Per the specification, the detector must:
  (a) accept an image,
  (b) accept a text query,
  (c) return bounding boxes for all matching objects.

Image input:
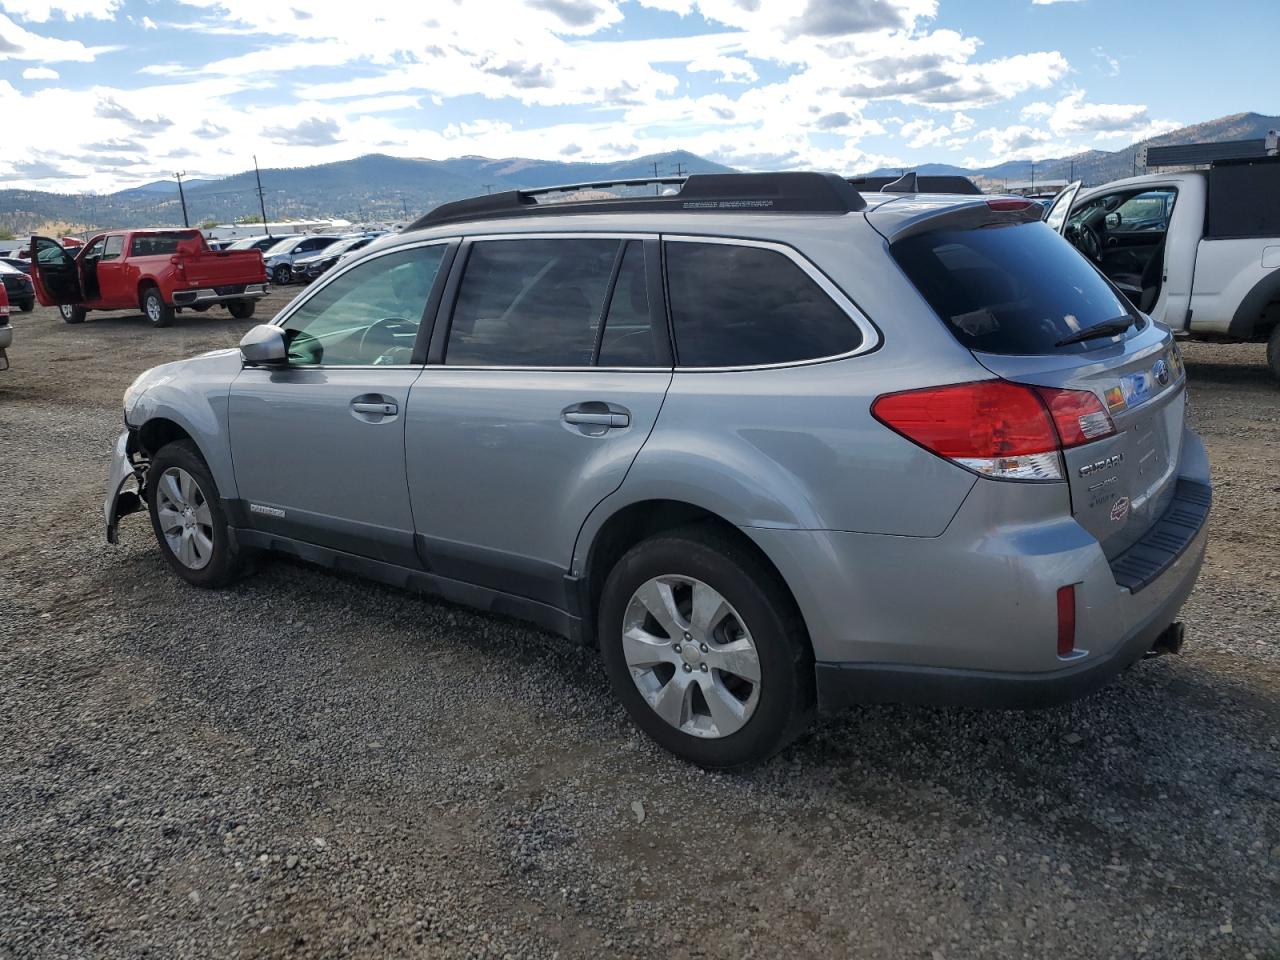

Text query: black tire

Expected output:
[1267,323,1280,385]
[145,440,250,589]
[598,525,815,769]
[59,303,87,324]
[142,286,174,328]
[272,264,292,285]
[228,299,256,320]
[17,298,34,313]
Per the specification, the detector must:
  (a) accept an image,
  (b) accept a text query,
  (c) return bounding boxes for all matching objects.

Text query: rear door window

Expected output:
[891,221,1137,355]
[445,238,620,367]
[598,241,658,366]
[665,240,861,367]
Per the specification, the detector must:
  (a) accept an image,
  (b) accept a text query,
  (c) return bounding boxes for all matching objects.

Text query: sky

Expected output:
[0,0,1275,193]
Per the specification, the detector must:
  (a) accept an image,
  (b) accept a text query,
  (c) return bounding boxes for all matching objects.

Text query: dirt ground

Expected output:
[1,291,1278,959]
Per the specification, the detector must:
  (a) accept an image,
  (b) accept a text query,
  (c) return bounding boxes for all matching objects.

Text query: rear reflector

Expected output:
[1057,584,1076,657]
[871,380,1116,482]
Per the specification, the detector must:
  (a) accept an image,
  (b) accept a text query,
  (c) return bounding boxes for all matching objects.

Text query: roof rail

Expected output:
[1142,132,1280,169]
[409,171,866,230]
[846,172,983,196]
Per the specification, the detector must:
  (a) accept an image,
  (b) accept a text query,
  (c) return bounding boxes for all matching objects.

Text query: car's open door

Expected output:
[1043,180,1081,234]
[29,235,84,307]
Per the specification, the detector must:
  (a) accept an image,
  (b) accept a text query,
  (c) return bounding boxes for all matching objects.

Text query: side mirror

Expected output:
[239,324,286,365]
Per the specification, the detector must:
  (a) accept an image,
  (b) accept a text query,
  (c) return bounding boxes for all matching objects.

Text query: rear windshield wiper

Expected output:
[1055,316,1134,347]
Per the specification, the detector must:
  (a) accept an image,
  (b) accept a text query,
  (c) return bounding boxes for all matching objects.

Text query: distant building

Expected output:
[202,219,354,241]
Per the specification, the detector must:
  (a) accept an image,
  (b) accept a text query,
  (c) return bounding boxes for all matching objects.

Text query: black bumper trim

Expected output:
[1109,479,1211,593]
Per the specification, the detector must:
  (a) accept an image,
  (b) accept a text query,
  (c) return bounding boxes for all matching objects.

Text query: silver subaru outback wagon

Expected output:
[105,172,1211,768]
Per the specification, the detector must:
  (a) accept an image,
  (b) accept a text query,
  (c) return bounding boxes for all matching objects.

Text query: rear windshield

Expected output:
[891,221,1136,355]
[130,231,201,256]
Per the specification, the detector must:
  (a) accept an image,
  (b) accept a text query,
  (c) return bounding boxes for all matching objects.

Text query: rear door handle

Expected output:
[564,411,629,428]
[352,401,397,416]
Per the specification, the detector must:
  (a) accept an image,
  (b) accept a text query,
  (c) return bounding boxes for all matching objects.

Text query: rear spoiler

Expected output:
[847,173,984,196]
[866,196,1044,243]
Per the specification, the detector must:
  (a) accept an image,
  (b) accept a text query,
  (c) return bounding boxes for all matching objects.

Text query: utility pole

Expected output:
[1132,148,1138,177]
[401,196,408,219]
[652,160,661,195]
[175,171,189,227]
[1070,158,1075,182]
[483,184,494,195]
[1030,160,1036,193]
[254,155,270,236]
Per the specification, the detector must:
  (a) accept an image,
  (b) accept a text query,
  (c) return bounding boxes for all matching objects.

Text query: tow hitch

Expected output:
[1145,621,1185,658]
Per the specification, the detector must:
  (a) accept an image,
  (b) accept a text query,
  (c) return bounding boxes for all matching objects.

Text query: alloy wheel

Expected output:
[621,575,761,739]
[145,296,161,324]
[155,467,214,570]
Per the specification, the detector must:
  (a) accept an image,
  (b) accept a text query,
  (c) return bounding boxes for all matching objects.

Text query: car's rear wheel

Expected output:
[598,526,814,769]
[228,300,256,320]
[145,440,250,588]
[272,264,292,285]
[59,303,86,324]
[142,287,174,328]
[17,298,34,313]
[1267,322,1280,384]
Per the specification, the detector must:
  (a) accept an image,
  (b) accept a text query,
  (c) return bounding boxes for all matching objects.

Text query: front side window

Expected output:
[665,241,861,367]
[102,235,125,260]
[281,245,446,366]
[1109,189,1176,231]
[445,238,619,366]
[83,237,106,260]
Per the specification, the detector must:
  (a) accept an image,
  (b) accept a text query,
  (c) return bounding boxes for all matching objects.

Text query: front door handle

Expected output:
[564,411,629,428]
[352,400,397,416]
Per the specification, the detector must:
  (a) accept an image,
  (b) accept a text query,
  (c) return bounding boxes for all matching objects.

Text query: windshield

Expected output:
[891,221,1138,355]
[264,237,305,256]
[226,236,266,250]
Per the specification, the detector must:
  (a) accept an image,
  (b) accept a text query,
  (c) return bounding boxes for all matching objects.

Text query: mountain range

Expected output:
[0,113,1275,235]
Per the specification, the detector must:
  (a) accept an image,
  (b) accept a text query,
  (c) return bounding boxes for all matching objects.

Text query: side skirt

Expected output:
[233,528,584,643]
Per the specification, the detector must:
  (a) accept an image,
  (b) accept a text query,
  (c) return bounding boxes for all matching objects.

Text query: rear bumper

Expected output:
[745,425,1212,711]
[0,323,12,350]
[172,283,268,306]
[814,519,1207,710]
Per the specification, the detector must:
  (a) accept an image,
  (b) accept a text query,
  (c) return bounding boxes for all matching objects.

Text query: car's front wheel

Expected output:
[59,303,86,324]
[145,440,250,588]
[599,526,814,769]
[272,264,292,285]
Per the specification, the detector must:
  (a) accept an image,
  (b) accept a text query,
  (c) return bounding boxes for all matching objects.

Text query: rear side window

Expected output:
[1206,162,1280,238]
[446,238,619,366]
[891,221,1134,355]
[598,241,657,366]
[665,241,860,367]
[129,231,199,256]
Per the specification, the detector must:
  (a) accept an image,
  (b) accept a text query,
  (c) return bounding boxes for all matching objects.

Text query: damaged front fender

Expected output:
[105,430,147,544]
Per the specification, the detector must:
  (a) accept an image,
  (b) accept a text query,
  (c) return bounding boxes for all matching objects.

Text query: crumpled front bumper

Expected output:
[104,430,146,544]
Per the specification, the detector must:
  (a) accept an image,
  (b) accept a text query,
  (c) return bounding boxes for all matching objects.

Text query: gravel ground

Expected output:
[1,293,1278,959]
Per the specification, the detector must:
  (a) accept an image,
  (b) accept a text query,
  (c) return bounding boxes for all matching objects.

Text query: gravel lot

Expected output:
[1,291,1278,959]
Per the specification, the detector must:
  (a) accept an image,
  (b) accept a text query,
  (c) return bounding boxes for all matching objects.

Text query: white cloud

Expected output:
[0,12,114,61]
[0,0,122,22]
[21,65,59,79]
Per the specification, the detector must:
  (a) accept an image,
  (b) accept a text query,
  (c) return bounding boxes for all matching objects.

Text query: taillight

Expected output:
[986,198,1036,212]
[871,380,1114,482]
[1033,386,1116,448]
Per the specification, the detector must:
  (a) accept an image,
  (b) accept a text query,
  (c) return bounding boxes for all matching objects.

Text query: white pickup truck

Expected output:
[1046,155,1280,382]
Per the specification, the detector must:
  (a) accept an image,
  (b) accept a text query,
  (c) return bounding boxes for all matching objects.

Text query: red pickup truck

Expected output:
[30,229,269,328]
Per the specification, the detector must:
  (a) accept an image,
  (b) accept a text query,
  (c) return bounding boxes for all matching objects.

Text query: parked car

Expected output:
[104,172,1210,769]
[0,283,10,371]
[0,259,35,311]
[293,234,381,283]
[223,235,280,253]
[261,234,342,284]
[30,229,269,327]
[1046,156,1280,381]
[2,257,31,274]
